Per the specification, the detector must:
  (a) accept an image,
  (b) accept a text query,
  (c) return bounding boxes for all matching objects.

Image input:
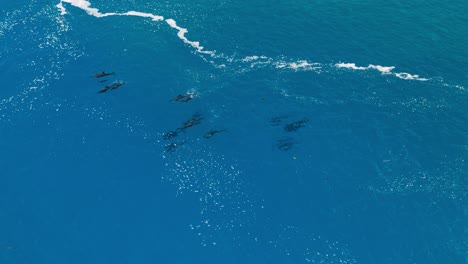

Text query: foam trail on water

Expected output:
[336,62,430,81]
[58,0,107,18]
[395,72,430,81]
[368,64,395,74]
[120,11,164,21]
[58,0,215,55]
[57,0,461,88]
[165,19,215,56]
[274,60,322,71]
[58,0,164,20]
[335,63,368,71]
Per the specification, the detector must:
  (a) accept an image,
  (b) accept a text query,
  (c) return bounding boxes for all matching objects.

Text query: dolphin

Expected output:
[275,137,296,151]
[163,131,178,140]
[92,71,115,78]
[98,85,112,93]
[203,129,225,139]
[284,118,309,132]
[170,92,198,102]
[170,94,187,101]
[177,113,203,131]
[110,81,126,90]
[270,115,288,126]
[164,142,184,152]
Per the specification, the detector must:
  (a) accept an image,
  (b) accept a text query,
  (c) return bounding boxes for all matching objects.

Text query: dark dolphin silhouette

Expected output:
[164,142,184,153]
[270,115,289,126]
[92,71,115,78]
[170,94,186,101]
[98,85,112,93]
[275,137,296,151]
[170,93,198,102]
[177,113,203,131]
[110,81,126,90]
[203,129,225,139]
[163,131,178,140]
[284,118,309,132]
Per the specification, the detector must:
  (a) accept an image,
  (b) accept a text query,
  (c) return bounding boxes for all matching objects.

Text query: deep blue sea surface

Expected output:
[1,0,467,263]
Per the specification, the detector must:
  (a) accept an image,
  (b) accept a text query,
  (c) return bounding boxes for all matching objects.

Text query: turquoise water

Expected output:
[0,0,467,263]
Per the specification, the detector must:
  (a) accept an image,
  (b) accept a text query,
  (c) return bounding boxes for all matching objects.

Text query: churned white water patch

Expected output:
[368,64,395,74]
[395,72,429,81]
[336,63,395,74]
[165,19,214,55]
[335,63,368,71]
[336,62,430,82]
[275,60,322,71]
[56,2,67,15]
[58,0,218,57]
[120,11,163,21]
[241,55,260,62]
[59,0,106,18]
[241,55,269,62]
[56,0,465,89]
[58,0,158,19]
[238,55,322,72]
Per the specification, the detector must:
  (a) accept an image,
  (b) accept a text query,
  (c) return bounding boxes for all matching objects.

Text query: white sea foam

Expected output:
[58,0,216,57]
[59,0,106,18]
[56,2,67,15]
[336,62,430,81]
[240,55,269,62]
[336,63,395,74]
[241,55,260,62]
[165,19,214,55]
[59,0,164,20]
[368,64,395,74]
[335,63,368,71]
[57,0,444,85]
[120,11,163,21]
[395,72,429,81]
[238,55,322,72]
[275,60,322,71]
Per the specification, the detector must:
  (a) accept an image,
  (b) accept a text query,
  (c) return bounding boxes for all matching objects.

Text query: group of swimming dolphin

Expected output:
[170,93,198,103]
[92,71,127,93]
[163,94,226,153]
[90,72,307,152]
[271,116,309,151]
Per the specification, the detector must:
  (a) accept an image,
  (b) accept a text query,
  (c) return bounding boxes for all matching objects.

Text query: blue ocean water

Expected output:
[1,0,467,263]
